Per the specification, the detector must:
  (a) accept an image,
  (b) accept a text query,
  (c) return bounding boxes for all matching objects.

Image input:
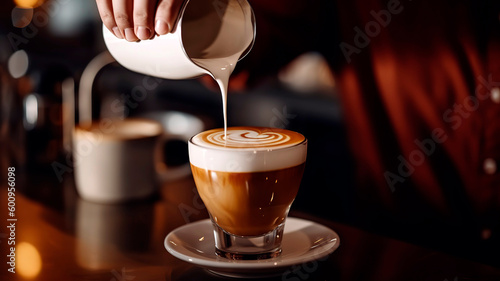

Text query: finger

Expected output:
[112,0,138,42]
[96,0,123,39]
[155,0,183,35]
[133,0,156,40]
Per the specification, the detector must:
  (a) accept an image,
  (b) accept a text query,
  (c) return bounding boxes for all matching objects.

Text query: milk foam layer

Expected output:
[189,127,307,172]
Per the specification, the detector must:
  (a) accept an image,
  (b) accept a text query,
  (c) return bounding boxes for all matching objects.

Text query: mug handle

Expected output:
[156,134,193,182]
[142,111,206,182]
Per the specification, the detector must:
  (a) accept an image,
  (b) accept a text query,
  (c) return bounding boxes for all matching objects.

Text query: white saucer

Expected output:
[165,217,340,278]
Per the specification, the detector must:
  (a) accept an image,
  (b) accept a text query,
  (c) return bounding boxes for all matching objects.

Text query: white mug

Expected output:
[102,0,255,80]
[73,118,169,202]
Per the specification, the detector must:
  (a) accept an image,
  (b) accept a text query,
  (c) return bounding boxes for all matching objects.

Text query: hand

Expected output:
[95,0,184,42]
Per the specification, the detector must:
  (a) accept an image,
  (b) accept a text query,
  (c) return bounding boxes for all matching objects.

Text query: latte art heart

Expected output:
[192,127,305,150]
[206,129,291,148]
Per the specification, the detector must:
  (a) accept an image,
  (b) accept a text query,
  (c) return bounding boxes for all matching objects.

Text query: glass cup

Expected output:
[188,127,307,260]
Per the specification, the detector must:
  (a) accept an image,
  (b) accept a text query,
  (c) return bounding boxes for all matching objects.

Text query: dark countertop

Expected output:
[1,171,499,281]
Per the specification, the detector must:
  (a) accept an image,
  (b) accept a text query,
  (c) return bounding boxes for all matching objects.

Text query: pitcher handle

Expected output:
[78,51,116,129]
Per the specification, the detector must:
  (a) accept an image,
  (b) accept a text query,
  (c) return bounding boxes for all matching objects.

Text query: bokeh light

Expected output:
[8,50,29,78]
[14,0,44,9]
[11,7,34,28]
[17,242,42,279]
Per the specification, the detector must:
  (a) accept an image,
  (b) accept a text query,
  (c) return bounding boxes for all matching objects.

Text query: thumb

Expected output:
[154,0,184,35]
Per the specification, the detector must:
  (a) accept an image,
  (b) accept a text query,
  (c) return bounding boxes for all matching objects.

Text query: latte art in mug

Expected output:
[189,127,307,172]
[193,127,305,149]
[189,127,307,238]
